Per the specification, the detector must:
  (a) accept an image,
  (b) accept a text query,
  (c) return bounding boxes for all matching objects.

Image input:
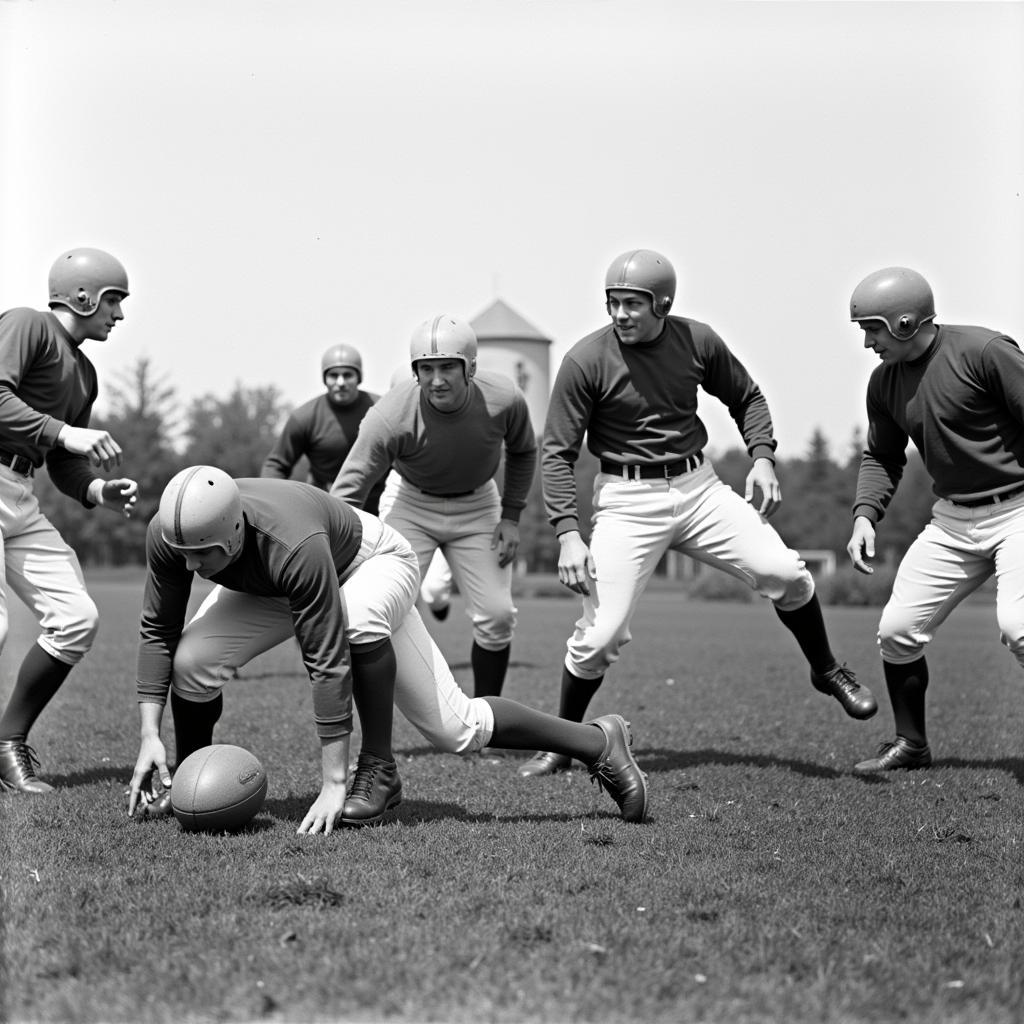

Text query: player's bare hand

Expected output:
[491,519,520,568]
[745,458,782,517]
[297,782,347,836]
[847,516,876,575]
[58,425,123,470]
[127,736,171,818]
[557,531,595,596]
[101,478,139,518]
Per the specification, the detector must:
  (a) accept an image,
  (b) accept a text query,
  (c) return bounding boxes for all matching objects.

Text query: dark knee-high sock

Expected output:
[171,690,223,766]
[350,639,397,761]
[774,595,837,674]
[485,697,604,763]
[471,642,510,699]
[882,657,929,747]
[0,644,73,741]
[557,665,604,723]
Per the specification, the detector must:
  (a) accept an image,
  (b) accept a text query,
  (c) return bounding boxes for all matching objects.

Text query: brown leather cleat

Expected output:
[854,737,932,773]
[811,663,878,720]
[0,740,54,794]
[585,714,649,823]
[342,753,402,826]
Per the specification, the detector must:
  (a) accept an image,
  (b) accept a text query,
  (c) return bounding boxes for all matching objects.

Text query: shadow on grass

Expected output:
[632,749,1024,786]
[845,754,1024,786]
[263,793,606,826]
[390,744,844,780]
[48,763,135,787]
[938,755,1024,783]
[633,746,846,779]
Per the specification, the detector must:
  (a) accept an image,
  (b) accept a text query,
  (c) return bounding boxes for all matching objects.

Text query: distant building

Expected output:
[471,299,552,433]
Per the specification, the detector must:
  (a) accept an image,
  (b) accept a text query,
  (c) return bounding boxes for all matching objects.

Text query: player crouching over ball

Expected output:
[127,467,648,832]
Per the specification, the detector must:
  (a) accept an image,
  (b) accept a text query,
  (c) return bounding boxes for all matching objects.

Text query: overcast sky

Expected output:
[2,0,1021,459]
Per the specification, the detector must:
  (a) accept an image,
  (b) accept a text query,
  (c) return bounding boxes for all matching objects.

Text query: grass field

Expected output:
[1,575,1022,1024]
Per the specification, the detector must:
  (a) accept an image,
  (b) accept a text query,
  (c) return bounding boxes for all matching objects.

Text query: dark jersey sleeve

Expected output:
[136,520,196,704]
[276,533,354,739]
[262,410,309,480]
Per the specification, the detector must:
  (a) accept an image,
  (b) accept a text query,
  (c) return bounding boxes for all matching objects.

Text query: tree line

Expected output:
[37,358,935,571]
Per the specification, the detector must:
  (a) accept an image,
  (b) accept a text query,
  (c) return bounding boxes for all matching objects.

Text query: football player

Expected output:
[847,267,1024,771]
[261,342,385,512]
[126,467,648,832]
[521,248,874,777]
[332,315,536,704]
[0,249,139,794]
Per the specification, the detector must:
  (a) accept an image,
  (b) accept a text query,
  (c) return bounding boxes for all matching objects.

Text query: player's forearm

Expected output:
[137,700,164,739]
[319,735,350,787]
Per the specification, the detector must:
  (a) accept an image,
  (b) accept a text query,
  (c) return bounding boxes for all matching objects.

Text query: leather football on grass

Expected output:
[170,744,267,832]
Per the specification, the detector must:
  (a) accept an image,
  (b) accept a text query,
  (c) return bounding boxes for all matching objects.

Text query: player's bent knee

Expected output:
[426,696,493,755]
[877,627,926,663]
[48,596,101,660]
[170,643,231,697]
[877,603,930,662]
[566,641,622,678]
[770,569,815,611]
[473,608,516,643]
[996,611,1024,666]
[473,624,515,649]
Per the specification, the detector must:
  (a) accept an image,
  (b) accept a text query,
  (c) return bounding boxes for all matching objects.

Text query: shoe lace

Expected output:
[587,759,620,802]
[829,664,858,694]
[348,761,380,802]
[11,742,41,778]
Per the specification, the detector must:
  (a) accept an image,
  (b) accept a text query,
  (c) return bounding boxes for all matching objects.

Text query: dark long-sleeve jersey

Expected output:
[261,391,376,486]
[0,307,103,505]
[854,325,1024,522]
[542,316,777,534]
[136,479,363,739]
[331,371,537,522]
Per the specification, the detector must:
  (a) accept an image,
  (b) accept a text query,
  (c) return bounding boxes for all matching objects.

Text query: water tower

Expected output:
[470,299,552,433]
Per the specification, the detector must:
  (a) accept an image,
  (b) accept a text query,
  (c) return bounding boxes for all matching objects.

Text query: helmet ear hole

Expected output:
[850,267,935,340]
[47,248,130,316]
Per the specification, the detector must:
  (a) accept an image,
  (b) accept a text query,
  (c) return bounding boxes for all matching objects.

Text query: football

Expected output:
[170,744,268,832]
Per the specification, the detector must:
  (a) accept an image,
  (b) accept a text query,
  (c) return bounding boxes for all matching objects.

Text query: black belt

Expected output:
[0,450,34,476]
[420,487,476,499]
[600,452,704,481]
[951,483,1024,508]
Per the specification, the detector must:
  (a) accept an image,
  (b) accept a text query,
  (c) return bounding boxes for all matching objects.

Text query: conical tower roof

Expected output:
[471,299,550,343]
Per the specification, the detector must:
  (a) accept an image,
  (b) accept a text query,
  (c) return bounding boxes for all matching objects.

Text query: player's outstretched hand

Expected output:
[745,458,782,518]
[127,735,172,818]
[101,478,139,518]
[58,425,124,470]
[297,781,347,836]
[492,518,520,568]
[847,516,876,575]
[557,530,595,596]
